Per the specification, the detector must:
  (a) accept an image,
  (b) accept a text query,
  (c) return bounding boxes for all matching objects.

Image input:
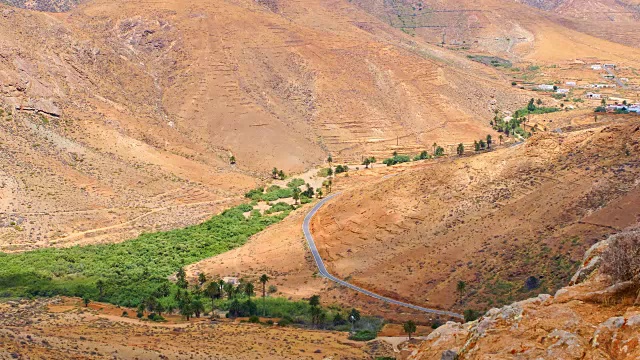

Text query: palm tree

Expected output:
[499,134,504,144]
[176,267,188,289]
[309,295,321,327]
[457,143,464,156]
[292,188,301,205]
[245,282,255,298]
[327,155,333,167]
[404,320,417,340]
[223,282,235,300]
[432,142,437,154]
[205,281,221,311]
[198,273,207,286]
[486,135,492,149]
[260,274,269,315]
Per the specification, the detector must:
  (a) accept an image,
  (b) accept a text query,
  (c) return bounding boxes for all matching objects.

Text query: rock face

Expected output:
[405,229,640,360]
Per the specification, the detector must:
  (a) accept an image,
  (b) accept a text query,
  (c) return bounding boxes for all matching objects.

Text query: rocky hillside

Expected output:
[404,227,640,359]
[0,0,81,12]
[310,118,640,312]
[351,0,640,56]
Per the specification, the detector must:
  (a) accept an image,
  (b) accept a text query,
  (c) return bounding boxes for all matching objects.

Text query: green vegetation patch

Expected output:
[0,204,290,307]
[286,178,305,188]
[348,330,378,341]
[382,154,411,166]
[245,185,293,202]
[265,202,294,214]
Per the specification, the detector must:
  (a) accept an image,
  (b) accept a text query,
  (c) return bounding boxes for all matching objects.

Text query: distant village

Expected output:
[523,61,639,115]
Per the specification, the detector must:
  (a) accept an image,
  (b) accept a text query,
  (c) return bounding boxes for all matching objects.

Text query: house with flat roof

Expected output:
[585,92,602,99]
[537,84,554,91]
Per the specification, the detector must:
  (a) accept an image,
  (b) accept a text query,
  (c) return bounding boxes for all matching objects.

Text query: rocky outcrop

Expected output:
[405,229,640,360]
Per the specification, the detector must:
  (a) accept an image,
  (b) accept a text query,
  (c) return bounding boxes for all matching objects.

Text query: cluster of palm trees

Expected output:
[133,269,273,321]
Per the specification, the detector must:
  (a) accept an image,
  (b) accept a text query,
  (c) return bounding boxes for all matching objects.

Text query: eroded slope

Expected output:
[311,119,640,311]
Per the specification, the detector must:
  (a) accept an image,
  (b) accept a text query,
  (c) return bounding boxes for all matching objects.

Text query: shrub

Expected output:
[382,154,411,166]
[265,202,293,214]
[268,285,278,294]
[348,330,377,341]
[601,231,640,284]
[245,187,264,200]
[277,318,291,327]
[248,315,260,323]
[236,203,254,212]
[122,311,128,317]
[464,309,481,322]
[147,313,165,322]
[317,168,332,177]
[334,165,349,174]
[524,276,540,290]
[286,178,305,188]
[300,196,312,204]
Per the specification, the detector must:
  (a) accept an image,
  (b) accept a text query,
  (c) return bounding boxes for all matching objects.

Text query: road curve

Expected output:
[303,193,465,320]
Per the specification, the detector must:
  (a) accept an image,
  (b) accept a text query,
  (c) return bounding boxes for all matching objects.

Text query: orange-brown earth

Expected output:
[0,0,536,250]
[309,119,640,312]
[351,0,640,65]
[0,297,394,359]
[404,228,640,359]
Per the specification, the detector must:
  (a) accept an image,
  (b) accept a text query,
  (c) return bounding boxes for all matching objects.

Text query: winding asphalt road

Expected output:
[303,193,464,320]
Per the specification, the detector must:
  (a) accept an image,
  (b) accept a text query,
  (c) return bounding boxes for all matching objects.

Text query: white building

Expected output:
[565,81,577,87]
[603,63,616,69]
[585,92,602,99]
[222,277,240,285]
[556,89,570,94]
[537,84,555,91]
[591,64,602,70]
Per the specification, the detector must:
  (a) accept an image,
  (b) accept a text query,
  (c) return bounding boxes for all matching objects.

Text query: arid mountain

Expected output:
[310,118,640,311]
[0,0,532,250]
[351,0,640,58]
[0,0,81,12]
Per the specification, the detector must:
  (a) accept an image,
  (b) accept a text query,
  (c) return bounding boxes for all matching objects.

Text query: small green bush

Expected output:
[265,202,293,214]
[317,168,332,177]
[286,178,305,188]
[464,309,482,322]
[248,315,260,323]
[147,313,166,322]
[382,154,411,166]
[348,330,377,341]
[236,203,254,212]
